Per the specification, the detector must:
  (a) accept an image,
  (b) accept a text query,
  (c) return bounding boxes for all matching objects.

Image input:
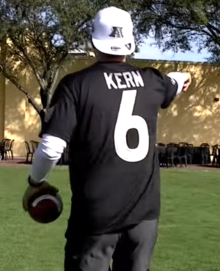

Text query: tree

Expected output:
[0,0,139,127]
[136,0,220,62]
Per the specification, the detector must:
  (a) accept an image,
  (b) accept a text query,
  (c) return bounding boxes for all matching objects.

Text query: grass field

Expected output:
[0,167,220,271]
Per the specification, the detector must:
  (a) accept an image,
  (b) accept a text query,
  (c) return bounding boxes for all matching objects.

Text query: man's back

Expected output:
[64,62,175,234]
[24,7,191,271]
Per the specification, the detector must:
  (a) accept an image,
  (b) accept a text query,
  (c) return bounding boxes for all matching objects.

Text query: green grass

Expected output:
[0,167,220,271]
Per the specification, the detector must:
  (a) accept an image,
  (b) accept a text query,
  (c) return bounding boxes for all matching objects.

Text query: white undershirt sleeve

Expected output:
[30,134,67,183]
[167,72,186,95]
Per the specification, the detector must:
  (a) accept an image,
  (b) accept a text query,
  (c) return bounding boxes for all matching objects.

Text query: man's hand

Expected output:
[182,72,192,92]
[22,181,59,211]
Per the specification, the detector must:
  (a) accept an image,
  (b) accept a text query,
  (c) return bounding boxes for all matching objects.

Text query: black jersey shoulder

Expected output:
[59,62,177,109]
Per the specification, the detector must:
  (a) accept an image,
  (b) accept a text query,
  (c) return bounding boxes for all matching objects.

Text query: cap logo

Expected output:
[111,46,121,51]
[109,27,123,38]
[125,43,131,50]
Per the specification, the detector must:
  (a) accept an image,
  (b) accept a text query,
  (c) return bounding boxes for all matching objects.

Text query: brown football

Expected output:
[27,191,63,223]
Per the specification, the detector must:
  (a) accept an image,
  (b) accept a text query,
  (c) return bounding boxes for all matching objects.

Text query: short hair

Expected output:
[100,53,125,59]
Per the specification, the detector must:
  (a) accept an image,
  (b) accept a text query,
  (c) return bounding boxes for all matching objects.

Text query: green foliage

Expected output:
[136,0,220,62]
[0,0,139,119]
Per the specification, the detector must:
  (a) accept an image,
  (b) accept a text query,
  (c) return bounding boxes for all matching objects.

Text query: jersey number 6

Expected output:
[114,90,149,162]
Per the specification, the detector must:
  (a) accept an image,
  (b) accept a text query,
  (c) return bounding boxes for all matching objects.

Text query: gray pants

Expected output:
[64,219,158,271]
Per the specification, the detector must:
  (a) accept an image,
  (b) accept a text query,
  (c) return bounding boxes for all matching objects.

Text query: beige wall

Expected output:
[0,41,6,140]
[2,57,220,157]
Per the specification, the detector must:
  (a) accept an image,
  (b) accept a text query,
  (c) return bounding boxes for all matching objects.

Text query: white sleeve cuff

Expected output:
[30,134,67,183]
[167,72,185,95]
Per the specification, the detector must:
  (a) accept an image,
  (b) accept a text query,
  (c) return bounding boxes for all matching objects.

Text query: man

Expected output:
[22,6,192,271]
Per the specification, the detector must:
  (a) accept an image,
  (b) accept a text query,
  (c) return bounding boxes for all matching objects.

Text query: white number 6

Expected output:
[114,90,149,162]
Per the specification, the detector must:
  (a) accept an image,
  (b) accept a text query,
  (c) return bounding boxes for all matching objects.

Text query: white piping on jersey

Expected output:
[167,72,185,95]
[30,134,66,183]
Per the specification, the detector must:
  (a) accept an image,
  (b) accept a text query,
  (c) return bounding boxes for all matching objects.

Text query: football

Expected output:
[27,191,63,223]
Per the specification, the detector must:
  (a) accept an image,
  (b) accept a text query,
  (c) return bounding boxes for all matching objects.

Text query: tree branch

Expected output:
[0,66,28,95]
[9,35,46,90]
[46,67,60,109]
[206,23,220,37]
[27,95,43,115]
[0,65,43,115]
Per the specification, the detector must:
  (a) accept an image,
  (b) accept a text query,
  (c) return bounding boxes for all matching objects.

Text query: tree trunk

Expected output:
[27,95,45,131]
[40,69,60,110]
[40,88,50,109]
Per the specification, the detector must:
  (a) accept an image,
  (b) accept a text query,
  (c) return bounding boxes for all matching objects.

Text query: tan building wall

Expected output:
[0,40,6,140]
[1,57,220,157]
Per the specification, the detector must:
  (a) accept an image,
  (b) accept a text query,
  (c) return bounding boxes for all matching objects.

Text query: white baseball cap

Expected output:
[91,6,135,56]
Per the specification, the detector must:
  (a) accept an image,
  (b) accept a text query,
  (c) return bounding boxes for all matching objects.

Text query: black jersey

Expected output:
[41,61,178,234]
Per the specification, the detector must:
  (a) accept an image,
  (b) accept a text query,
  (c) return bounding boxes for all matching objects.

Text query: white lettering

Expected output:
[115,73,127,89]
[103,71,144,89]
[114,90,149,162]
[104,73,118,89]
[131,71,144,87]
[123,72,136,88]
